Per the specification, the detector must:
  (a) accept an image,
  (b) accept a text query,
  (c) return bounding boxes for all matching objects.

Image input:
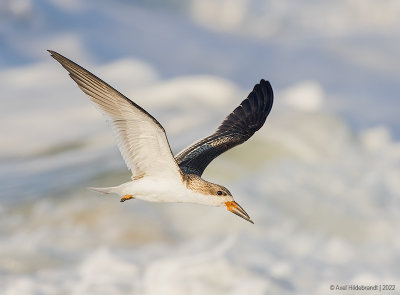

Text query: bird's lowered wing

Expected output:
[49,50,182,180]
[175,79,273,176]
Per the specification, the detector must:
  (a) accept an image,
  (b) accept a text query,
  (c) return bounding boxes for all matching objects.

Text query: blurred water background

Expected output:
[1,0,400,294]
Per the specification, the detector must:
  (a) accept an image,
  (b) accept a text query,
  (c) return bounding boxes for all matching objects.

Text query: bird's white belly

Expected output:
[119,177,197,204]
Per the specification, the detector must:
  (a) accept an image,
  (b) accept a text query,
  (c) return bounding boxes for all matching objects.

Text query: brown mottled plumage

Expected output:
[183,174,231,196]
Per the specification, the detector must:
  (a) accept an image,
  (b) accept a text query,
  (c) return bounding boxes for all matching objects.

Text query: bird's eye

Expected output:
[217,191,223,196]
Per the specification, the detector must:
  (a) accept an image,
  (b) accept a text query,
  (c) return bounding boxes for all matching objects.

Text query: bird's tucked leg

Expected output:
[120,195,134,202]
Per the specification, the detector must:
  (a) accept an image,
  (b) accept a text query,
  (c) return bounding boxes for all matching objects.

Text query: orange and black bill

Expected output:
[225,201,254,224]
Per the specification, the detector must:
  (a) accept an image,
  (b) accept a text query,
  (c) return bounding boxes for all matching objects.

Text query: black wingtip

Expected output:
[258,79,272,88]
[214,78,274,138]
[176,79,274,176]
[258,78,274,112]
[258,79,273,94]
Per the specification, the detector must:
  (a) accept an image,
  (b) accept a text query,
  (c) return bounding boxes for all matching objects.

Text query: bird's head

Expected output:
[212,184,254,224]
[184,175,253,224]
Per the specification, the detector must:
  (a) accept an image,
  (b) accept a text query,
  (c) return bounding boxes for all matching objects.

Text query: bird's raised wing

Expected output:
[175,79,273,176]
[49,50,182,180]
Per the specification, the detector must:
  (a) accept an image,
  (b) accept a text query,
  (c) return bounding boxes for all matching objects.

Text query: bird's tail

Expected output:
[88,186,119,195]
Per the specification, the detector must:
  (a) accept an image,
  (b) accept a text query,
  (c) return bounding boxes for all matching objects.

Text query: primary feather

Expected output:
[48,50,182,180]
[175,79,273,176]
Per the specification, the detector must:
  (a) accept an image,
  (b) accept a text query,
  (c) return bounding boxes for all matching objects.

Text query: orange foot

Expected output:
[120,195,134,202]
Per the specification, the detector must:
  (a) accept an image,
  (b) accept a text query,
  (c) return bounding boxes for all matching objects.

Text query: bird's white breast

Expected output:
[119,177,223,206]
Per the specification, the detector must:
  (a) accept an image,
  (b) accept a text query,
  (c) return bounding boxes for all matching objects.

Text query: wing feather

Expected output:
[49,50,182,180]
[175,79,273,176]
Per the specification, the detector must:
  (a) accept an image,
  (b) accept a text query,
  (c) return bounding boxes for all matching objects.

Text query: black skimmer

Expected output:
[49,50,273,224]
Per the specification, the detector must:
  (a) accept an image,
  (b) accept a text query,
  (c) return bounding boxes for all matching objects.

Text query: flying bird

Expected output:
[48,50,273,224]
